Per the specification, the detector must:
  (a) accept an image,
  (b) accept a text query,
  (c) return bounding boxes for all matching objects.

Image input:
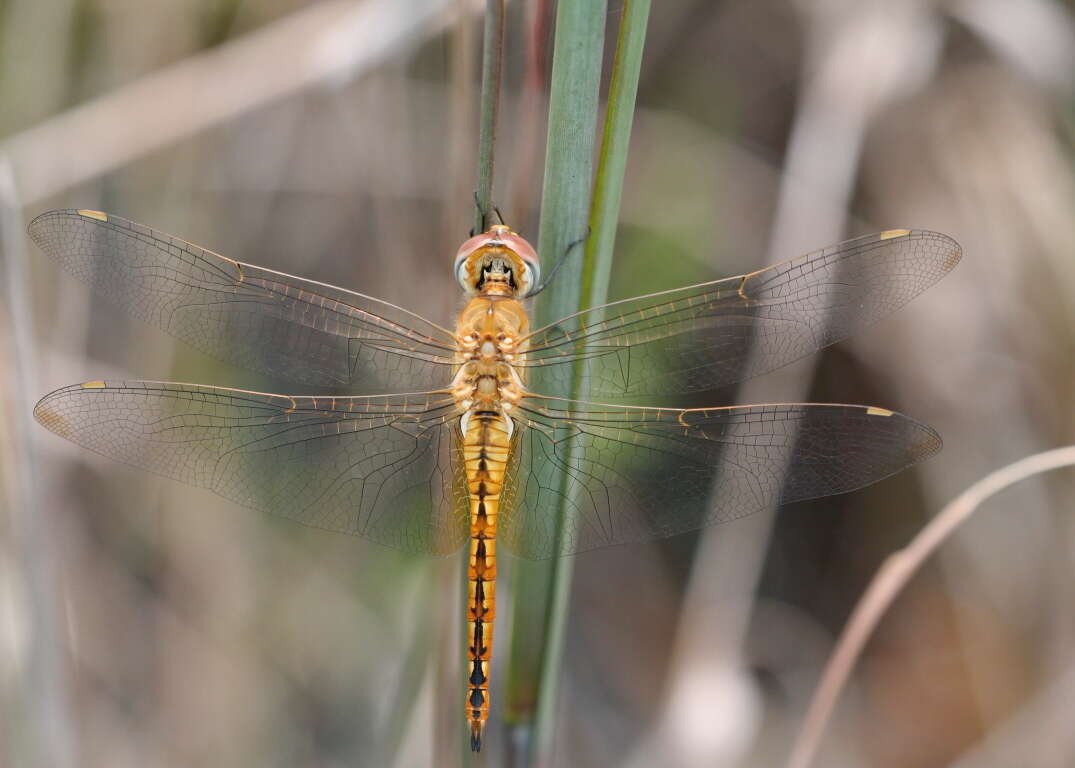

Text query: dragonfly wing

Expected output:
[520,230,961,399]
[499,396,940,558]
[29,210,459,390]
[34,381,469,554]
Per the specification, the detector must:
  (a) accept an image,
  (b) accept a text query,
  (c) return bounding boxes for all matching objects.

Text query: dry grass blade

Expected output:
[786,445,1075,768]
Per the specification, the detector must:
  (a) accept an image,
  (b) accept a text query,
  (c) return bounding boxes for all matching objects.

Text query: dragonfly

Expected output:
[30,208,960,751]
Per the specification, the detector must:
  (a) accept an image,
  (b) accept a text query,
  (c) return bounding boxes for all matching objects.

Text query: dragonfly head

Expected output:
[455,225,540,298]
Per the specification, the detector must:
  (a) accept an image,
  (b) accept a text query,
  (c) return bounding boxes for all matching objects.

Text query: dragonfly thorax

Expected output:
[451,358,523,421]
[452,295,529,417]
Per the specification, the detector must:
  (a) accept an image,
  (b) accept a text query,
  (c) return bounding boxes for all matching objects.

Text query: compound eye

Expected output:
[498,233,540,296]
[455,233,492,263]
[455,256,477,293]
[454,233,493,293]
[500,233,538,265]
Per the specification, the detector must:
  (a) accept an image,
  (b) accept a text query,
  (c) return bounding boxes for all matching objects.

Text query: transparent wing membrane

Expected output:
[34,381,470,554]
[520,230,961,399]
[499,397,941,558]
[35,382,939,558]
[29,210,459,390]
[31,214,952,557]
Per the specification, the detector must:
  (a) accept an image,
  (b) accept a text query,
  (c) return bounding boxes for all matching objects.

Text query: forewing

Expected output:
[28,209,459,390]
[521,230,961,399]
[499,397,940,558]
[34,381,469,554]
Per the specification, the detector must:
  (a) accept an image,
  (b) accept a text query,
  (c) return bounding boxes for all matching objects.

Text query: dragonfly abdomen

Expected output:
[462,410,510,752]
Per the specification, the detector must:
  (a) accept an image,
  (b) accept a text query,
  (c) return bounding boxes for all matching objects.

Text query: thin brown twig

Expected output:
[786,445,1075,768]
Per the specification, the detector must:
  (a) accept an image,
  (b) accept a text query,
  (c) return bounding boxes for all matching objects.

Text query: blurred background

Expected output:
[1,1,1074,766]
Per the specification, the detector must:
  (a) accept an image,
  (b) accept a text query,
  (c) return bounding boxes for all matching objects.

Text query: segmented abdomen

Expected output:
[462,411,510,752]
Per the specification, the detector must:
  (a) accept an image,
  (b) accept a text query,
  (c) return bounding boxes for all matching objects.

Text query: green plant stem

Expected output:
[474,0,505,234]
[504,0,656,763]
[505,0,607,759]
[584,0,650,308]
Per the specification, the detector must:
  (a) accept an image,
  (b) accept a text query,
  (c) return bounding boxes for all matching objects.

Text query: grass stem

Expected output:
[504,1,607,763]
[505,1,650,762]
[474,0,506,233]
[583,0,650,309]
[786,445,1075,768]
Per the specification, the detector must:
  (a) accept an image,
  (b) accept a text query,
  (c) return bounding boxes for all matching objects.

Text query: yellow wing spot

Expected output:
[81,380,107,389]
[76,209,108,222]
[866,407,893,417]
[879,229,910,240]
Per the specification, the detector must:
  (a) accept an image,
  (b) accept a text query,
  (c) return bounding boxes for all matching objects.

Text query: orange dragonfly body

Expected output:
[30,209,960,750]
